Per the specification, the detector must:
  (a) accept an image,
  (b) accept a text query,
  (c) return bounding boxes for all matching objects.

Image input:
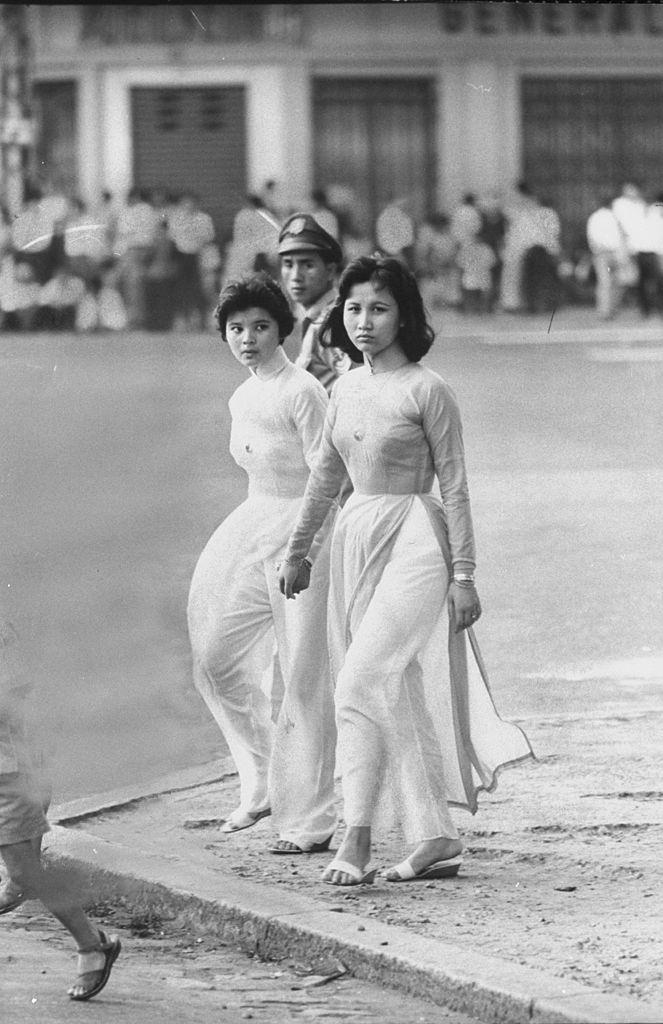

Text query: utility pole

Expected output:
[0,4,35,218]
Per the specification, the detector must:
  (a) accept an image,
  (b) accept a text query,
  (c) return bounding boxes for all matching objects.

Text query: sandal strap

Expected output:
[0,886,25,899]
[388,858,416,880]
[324,859,368,882]
[77,929,108,954]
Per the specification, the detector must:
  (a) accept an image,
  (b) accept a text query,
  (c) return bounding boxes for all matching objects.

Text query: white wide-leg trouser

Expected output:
[592,251,621,320]
[334,500,459,843]
[499,248,524,310]
[188,514,337,848]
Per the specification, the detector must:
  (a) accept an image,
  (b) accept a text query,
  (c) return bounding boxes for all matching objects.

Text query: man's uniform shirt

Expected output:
[292,288,354,396]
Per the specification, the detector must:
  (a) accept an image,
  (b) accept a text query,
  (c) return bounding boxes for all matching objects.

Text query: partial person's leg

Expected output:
[634,252,652,316]
[0,831,42,911]
[640,252,662,314]
[499,250,522,310]
[191,259,208,328]
[592,253,612,319]
[382,650,463,881]
[488,259,502,312]
[1,841,100,943]
[1,841,120,999]
[188,557,274,825]
[120,250,142,327]
[267,541,338,851]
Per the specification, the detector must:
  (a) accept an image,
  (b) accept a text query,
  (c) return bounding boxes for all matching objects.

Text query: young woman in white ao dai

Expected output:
[280,256,533,886]
[188,275,339,852]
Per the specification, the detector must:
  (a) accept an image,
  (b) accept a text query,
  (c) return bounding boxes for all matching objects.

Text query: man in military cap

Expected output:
[267,215,355,754]
[278,212,357,395]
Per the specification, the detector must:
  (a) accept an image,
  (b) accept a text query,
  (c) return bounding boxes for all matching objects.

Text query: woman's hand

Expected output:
[449,582,482,634]
[278,559,311,600]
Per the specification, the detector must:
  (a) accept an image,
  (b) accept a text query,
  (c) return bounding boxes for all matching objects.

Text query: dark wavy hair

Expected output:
[215,272,295,343]
[320,255,435,363]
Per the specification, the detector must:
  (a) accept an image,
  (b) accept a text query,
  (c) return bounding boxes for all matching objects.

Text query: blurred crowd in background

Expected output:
[1,175,662,334]
[0,182,219,333]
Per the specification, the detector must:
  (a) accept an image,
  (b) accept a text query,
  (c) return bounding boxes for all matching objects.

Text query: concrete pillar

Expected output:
[280,63,311,211]
[495,65,522,194]
[246,66,285,198]
[101,72,133,205]
[436,66,467,213]
[0,4,34,215]
[77,67,103,205]
[246,64,311,214]
[436,61,522,210]
[462,61,503,196]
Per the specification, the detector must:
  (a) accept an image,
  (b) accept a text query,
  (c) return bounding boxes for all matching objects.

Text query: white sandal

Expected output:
[0,883,25,915]
[322,859,377,886]
[221,807,271,833]
[384,855,463,882]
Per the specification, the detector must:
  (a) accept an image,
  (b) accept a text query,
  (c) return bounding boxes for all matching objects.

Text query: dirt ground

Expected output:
[64,708,663,1012]
[2,906,481,1024]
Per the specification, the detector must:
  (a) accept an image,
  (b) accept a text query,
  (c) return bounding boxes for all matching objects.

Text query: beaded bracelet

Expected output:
[453,573,476,588]
[282,556,312,570]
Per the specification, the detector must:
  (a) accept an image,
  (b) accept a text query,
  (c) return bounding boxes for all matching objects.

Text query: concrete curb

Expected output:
[48,822,663,1024]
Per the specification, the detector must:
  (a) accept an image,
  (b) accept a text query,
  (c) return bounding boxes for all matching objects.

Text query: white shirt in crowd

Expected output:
[309,207,340,240]
[64,214,110,262]
[114,201,160,254]
[456,240,496,291]
[376,204,415,254]
[612,195,655,254]
[449,202,482,245]
[530,205,562,255]
[168,207,215,255]
[39,273,86,308]
[11,203,56,254]
[644,203,663,257]
[586,207,624,255]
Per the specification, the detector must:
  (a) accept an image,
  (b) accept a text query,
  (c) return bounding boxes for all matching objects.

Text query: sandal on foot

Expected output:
[322,859,377,886]
[0,884,25,915]
[221,807,271,833]
[268,836,333,855]
[68,930,121,1002]
[384,855,463,882]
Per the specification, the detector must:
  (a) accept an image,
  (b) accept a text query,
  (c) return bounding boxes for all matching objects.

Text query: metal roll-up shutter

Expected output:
[131,85,247,247]
[33,80,79,196]
[522,77,663,252]
[313,78,435,238]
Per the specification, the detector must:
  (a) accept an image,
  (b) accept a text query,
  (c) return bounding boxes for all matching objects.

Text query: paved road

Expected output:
[1,909,480,1024]
[1,319,661,801]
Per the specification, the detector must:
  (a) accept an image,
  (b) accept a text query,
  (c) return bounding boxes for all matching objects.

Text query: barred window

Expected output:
[200,90,224,132]
[156,91,181,133]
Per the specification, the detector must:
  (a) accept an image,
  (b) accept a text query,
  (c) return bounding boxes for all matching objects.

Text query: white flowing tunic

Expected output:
[188,347,338,844]
[284,361,533,818]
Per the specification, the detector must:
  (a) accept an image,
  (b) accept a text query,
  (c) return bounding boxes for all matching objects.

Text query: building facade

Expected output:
[26,2,663,250]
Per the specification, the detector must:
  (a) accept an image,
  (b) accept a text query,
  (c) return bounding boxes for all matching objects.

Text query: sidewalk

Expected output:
[434,305,663,346]
[45,704,663,1024]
